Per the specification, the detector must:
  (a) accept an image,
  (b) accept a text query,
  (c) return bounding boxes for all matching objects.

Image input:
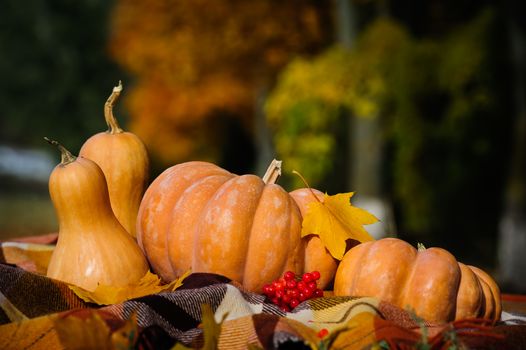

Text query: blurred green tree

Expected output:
[266,19,408,191]
[0,0,123,152]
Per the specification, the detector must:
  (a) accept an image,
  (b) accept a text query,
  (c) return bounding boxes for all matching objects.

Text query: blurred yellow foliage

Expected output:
[265,18,409,188]
[108,0,330,166]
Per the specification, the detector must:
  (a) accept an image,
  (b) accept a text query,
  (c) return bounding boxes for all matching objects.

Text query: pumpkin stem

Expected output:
[292,170,322,203]
[262,159,282,184]
[44,137,76,165]
[104,80,124,135]
[417,242,426,251]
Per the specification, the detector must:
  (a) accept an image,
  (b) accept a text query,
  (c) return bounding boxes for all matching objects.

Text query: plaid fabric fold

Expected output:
[0,235,525,349]
[0,233,57,275]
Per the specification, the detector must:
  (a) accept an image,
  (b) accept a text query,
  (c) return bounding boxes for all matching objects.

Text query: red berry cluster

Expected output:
[262,271,324,312]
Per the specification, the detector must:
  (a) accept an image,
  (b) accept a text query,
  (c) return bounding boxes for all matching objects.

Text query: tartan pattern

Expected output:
[1,236,526,349]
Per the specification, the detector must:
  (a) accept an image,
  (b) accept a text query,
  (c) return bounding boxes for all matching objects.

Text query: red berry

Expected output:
[302,272,313,283]
[317,328,329,338]
[271,297,280,305]
[299,292,307,301]
[311,271,321,280]
[286,280,297,289]
[273,280,285,292]
[307,281,317,291]
[275,289,284,299]
[297,281,306,291]
[289,299,300,308]
[265,285,275,296]
[314,289,324,298]
[280,305,290,312]
[283,271,296,281]
[290,289,299,299]
[282,294,291,304]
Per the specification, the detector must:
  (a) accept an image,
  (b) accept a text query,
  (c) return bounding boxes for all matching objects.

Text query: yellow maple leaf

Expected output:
[301,192,378,260]
[69,270,191,305]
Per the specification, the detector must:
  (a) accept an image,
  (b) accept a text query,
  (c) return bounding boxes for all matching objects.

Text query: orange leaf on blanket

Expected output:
[301,192,377,260]
[69,269,191,305]
[54,311,111,349]
[54,310,139,349]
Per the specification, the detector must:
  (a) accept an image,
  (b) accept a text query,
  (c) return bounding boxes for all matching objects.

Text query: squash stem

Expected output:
[44,137,76,165]
[104,81,124,134]
[262,159,282,184]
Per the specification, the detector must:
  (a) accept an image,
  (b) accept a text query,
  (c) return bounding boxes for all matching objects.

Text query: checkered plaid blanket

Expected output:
[1,234,525,349]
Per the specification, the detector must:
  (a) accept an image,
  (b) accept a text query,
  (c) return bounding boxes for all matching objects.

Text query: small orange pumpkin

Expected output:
[137,160,338,291]
[289,188,339,289]
[333,238,501,323]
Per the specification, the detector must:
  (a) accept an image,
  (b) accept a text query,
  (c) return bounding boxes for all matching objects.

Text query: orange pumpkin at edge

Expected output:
[333,237,501,323]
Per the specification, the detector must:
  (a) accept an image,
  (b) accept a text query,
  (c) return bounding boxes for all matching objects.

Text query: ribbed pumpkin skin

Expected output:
[289,188,338,290]
[469,265,502,319]
[80,131,149,237]
[333,238,501,323]
[47,156,149,291]
[137,162,232,281]
[137,161,305,291]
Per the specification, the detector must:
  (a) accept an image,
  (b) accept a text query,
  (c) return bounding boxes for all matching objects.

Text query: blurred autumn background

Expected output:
[1,0,525,292]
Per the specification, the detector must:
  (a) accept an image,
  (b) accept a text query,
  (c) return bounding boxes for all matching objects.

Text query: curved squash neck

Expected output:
[50,160,118,232]
[54,193,116,231]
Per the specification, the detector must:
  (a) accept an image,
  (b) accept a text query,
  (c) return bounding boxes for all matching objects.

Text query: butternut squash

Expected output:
[45,138,149,291]
[79,81,149,237]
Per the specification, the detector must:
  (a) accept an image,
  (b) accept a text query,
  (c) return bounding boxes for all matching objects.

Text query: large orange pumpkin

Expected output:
[333,238,501,323]
[137,160,338,292]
